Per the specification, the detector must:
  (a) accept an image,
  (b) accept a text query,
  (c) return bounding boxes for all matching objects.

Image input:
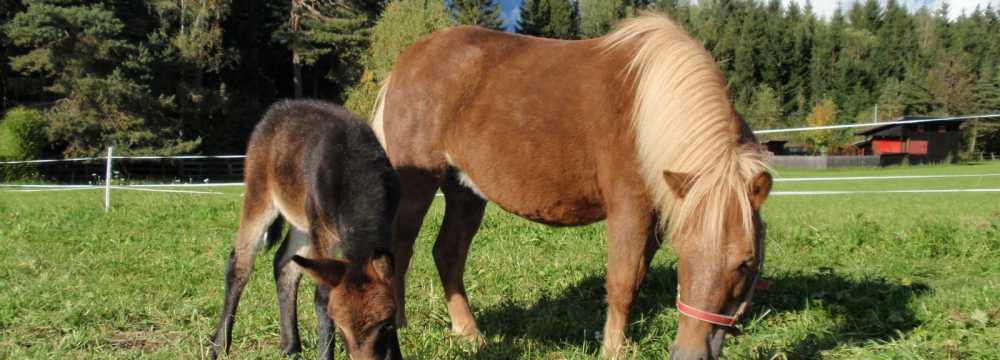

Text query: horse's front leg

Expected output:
[602,207,659,358]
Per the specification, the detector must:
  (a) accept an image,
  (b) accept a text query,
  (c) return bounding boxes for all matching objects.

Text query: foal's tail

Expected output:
[264,215,285,251]
[370,74,392,149]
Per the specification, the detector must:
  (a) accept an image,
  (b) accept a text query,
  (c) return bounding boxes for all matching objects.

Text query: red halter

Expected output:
[675,280,769,327]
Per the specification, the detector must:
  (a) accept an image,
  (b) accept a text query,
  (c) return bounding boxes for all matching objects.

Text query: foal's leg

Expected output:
[314,284,335,360]
[273,228,309,356]
[601,208,658,358]
[433,174,488,341]
[210,189,278,358]
[390,167,444,328]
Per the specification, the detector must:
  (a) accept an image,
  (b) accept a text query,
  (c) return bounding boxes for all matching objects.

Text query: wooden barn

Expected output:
[856,116,965,165]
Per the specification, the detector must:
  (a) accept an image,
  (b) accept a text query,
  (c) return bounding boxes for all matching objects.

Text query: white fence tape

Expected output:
[0,154,246,165]
[772,188,1000,196]
[774,173,1000,182]
[1,183,238,196]
[754,113,1000,134]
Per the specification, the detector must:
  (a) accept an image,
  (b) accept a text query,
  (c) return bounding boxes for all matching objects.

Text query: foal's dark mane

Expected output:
[258,99,399,274]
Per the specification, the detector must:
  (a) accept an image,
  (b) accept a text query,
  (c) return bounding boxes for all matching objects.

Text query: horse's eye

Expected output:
[380,322,395,334]
[737,257,755,274]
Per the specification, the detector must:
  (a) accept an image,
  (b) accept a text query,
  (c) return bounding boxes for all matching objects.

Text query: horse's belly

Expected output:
[449,158,606,226]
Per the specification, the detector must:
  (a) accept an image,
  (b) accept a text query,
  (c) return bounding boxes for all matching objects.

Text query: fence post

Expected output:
[104,146,113,212]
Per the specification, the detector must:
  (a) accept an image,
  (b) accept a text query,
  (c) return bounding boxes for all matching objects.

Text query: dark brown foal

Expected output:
[209,100,402,360]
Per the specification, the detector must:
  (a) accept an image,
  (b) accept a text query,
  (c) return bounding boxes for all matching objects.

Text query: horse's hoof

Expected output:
[600,337,635,359]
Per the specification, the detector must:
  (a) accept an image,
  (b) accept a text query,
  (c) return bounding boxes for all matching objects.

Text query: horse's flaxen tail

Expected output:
[370,75,392,148]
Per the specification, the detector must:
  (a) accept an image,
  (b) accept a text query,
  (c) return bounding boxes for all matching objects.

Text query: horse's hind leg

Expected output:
[273,228,309,356]
[210,189,278,358]
[434,171,487,341]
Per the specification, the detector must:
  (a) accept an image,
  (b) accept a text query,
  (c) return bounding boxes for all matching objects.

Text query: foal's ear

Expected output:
[292,255,347,287]
[663,170,694,199]
[367,250,394,282]
[749,171,773,210]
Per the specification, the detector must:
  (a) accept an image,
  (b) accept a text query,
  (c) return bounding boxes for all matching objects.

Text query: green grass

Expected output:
[1,163,999,359]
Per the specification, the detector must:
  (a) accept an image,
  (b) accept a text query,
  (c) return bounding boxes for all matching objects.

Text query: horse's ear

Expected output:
[663,170,694,199]
[367,250,394,282]
[292,255,347,287]
[750,171,773,210]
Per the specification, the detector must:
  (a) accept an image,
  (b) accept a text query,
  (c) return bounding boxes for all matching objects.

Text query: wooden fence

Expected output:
[769,155,881,169]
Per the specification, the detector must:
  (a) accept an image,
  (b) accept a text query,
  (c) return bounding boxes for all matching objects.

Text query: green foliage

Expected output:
[0,107,47,160]
[451,0,504,30]
[46,73,199,157]
[801,97,844,154]
[745,84,781,131]
[578,0,625,38]
[4,1,128,95]
[518,0,579,39]
[0,107,46,181]
[344,0,454,117]
[5,0,1000,157]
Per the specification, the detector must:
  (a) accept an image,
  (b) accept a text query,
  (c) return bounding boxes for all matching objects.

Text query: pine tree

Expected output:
[578,0,625,38]
[278,1,379,99]
[901,66,937,115]
[745,84,781,131]
[518,0,578,39]
[878,78,905,120]
[344,0,454,117]
[4,0,198,156]
[452,0,504,30]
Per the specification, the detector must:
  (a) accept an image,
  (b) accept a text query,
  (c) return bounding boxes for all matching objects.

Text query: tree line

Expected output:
[2,0,999,160]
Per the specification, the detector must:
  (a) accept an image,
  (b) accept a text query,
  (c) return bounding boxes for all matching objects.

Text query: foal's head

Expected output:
[292,251,400,360]
[664,169,772,360]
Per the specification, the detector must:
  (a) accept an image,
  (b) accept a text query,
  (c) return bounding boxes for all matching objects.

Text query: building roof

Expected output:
[855,116,964,136]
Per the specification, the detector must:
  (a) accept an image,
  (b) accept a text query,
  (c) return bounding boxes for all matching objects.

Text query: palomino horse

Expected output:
[371,13,772,360]
[209,100,402,360]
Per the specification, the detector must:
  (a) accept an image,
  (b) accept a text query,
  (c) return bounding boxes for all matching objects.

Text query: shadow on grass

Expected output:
[474,265,928,359]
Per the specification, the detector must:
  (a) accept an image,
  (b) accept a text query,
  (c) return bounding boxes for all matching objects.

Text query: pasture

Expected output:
[2,162,999,359]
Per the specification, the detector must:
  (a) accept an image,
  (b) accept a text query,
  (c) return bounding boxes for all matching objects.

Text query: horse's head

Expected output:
[663,169,772,360]
[292,251,401,360]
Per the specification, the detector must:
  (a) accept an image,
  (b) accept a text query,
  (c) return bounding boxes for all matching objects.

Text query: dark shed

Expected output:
[856,116,965,165]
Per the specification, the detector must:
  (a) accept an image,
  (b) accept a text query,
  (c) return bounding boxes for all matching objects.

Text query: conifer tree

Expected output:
[746,84,781,131]
[344,0,454,117]
[452,0,504,30]
[518,0,577,39]
[578,0,625,38]
[4,0,199,156]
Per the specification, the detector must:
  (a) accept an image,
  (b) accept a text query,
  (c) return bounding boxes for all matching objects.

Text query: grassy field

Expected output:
[2,162,999,359]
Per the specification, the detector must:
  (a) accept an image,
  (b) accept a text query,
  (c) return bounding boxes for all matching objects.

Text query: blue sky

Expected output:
[498,0,522,31]
[496,0,1000,32]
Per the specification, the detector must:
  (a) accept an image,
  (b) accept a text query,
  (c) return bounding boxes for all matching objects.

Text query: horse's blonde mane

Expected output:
[600,12,768,247]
